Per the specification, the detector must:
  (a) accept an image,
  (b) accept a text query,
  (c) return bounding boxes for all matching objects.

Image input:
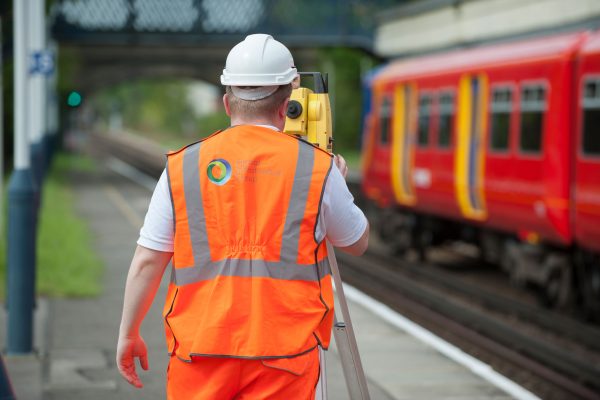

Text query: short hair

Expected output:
[226,84,292,118]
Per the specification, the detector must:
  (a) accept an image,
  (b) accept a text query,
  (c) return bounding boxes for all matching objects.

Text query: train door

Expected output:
[576,76,600,253]
[431,89,460,216]
[390,83,417,206]
[512,82,548,232]
[455,74,488,221]
[409,86,436,211]
[484,83,519,230]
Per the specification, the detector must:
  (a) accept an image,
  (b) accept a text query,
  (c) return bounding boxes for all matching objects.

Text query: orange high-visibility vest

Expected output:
[164,125,334,361]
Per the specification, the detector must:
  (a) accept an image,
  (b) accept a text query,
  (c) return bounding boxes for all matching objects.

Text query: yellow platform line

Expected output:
[103,184,144,229]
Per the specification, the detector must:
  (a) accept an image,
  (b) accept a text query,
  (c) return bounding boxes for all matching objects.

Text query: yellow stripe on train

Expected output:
[455,74,488,221]
[391,83,417,206]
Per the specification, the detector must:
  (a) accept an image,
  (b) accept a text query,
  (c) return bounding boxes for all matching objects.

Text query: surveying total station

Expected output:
[284,72,371,400]
[283,72,333,151]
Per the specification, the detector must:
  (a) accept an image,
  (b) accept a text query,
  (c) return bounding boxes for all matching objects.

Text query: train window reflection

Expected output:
[519,85,547,153]
[582,79,600,156]
[379,95,392,145]
[490,87,512,152]
[438,92,454,148]
[418,94,432,147]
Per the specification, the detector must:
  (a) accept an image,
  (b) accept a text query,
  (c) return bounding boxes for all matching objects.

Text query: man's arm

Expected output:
[338,222,369,256]
[117,245,172,388]
[323,155,369,256]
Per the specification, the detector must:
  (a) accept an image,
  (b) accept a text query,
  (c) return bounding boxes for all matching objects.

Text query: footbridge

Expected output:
[50,0,397,91]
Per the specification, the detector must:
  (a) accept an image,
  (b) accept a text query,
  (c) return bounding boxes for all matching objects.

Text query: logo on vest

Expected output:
[207,159,232,186]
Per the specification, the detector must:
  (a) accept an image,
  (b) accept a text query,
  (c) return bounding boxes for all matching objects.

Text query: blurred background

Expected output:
[2,0,393,164]
[2,1,600,399]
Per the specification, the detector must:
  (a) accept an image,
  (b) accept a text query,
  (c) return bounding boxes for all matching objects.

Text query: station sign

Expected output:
[29,50,55,76]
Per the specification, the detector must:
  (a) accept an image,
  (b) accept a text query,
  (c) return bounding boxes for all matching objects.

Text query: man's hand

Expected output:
[334,154,348,179]
[116,246,171,389]
[117,334,149,388]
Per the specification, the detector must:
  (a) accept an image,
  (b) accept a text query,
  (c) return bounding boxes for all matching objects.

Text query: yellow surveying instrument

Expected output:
[285,73,371,400]
[284,72,334,152]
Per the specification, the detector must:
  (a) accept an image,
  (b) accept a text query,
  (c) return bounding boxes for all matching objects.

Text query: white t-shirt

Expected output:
[137,129,368,252]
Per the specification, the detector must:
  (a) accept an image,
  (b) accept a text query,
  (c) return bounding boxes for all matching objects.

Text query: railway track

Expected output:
[89,130,600,399]
[370,250,600,353]
[337,251,600,400]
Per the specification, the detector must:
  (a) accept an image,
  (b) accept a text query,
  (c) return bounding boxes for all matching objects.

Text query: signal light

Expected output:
[67,91,82,107]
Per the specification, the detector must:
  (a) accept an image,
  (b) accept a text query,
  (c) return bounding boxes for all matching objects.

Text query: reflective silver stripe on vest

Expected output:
[175,140,323,286]
[280,142,314,264]
[183,142,211,265]
[173,257,331,286]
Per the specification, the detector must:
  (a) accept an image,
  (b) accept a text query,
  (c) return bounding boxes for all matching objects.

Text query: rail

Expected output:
[336,251,600,400]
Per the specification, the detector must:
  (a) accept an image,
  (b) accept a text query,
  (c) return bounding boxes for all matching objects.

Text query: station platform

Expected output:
[1,162,534,399]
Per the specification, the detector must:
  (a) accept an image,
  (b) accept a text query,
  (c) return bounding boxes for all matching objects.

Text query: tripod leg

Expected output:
[327,241,371,400]
[315,346,328,400]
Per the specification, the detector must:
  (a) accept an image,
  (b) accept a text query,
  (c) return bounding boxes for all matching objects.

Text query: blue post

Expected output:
[0,355,16,400]
[6,169,37,354]
[30,142,45,188]
[7,0,37,355]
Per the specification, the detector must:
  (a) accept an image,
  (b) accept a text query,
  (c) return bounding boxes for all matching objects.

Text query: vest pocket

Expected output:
[261,347,317,376]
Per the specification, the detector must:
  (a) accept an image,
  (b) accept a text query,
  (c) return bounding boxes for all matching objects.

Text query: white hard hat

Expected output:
[221,34,298,88]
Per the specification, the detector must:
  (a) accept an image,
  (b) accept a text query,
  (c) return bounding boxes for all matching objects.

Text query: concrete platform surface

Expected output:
[1,165,530,399]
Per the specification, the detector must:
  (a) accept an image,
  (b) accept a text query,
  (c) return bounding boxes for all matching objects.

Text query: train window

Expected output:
[490,87,512,152]
[519,85,547,153]
[582,79,600,156]
[379,96,392,145]
[418,94,432,147]
[438,92,454,148]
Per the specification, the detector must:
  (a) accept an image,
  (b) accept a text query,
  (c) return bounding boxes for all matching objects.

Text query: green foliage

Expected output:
[93,79,232,150]
[0,154,104,299]
[197,111,230,136]
[93,79,202,144]
[58,47,82,94]
[319,47,376,153]
[90,46,377,155]
[158,110,230,151]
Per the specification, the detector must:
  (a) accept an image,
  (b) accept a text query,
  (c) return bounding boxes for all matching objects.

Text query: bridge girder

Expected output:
[67,43,319,93]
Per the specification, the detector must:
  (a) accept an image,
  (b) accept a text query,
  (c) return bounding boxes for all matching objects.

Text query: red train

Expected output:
[361,31,600,318]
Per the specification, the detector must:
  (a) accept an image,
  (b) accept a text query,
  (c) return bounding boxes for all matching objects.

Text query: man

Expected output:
[117,33,369,399]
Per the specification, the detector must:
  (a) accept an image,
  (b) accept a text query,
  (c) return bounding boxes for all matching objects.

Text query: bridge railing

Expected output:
[50,0,401,50]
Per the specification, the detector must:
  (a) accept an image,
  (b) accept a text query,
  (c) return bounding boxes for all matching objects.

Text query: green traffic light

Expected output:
[67,91,82,107]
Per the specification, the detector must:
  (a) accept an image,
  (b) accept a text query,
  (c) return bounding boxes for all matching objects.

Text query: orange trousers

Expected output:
[166,349,320,400]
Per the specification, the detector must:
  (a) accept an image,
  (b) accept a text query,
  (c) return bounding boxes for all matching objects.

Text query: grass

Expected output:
[0,153,104,299]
